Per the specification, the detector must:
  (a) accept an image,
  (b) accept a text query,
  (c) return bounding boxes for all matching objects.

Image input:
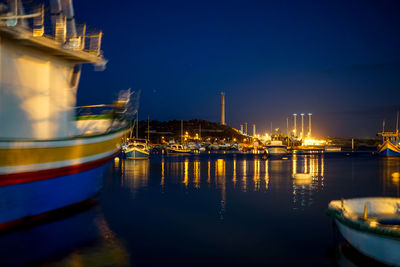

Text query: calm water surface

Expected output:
[1,152,400,266]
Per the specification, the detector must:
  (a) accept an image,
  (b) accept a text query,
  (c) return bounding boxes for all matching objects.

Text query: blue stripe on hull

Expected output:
[0,164,107,224]
[126,150,149,159]
[378,148,400,157]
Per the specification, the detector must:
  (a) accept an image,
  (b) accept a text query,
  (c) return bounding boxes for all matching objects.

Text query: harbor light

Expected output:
[302,137,326,146]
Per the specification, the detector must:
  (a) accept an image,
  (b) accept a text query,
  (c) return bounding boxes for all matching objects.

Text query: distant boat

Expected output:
[377,140,400,157]
[324,146,341,152]
[267,140,287,157]
[166,144,191,154]
[122,139,150,160]
[377,113,400,156]
[327,197,400,266]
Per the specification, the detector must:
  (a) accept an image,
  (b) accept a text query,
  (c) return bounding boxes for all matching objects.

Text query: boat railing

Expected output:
[75,104,122,121]
[0,2,103,56]
[377,132,399,142]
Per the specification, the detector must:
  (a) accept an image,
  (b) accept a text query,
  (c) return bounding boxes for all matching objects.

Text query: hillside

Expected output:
[135,119,246,143]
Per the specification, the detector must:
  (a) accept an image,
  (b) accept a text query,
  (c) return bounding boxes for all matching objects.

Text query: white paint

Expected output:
[0,38,77,139]
[336,219,400,266]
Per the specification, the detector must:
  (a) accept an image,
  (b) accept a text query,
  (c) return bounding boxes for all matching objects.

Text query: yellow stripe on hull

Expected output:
[0,133,126,167]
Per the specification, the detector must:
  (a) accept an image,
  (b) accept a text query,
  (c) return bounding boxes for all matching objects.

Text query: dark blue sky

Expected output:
[75,0,400,137]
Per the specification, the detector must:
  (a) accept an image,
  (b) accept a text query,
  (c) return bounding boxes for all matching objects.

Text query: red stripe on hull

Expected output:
[0,150,120,187]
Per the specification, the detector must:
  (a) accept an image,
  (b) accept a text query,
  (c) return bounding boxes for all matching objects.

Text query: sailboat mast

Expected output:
[147,116,150,141]
[181,120,183,144]
[136,111,139,139]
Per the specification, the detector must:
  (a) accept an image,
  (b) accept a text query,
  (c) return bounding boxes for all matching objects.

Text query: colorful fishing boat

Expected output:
[122,139,150,159]
[377,140,400,157]
[377,114,400,157]
[327,197,400,266]
[0,0,131,230]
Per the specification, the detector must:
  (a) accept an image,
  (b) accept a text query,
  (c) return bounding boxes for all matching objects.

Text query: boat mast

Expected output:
[181,120,183,144]
[136,111,139,139]
[147,116,150,141]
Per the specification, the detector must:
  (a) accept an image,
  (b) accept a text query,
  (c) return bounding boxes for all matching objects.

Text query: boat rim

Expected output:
[327,199,400,239]
[0,123,130,143]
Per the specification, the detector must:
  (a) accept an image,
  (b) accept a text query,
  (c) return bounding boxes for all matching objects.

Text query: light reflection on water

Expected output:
[380,157,400,196]
[142,154,325,199]
[107,152,400,266]
[4,152,400,266]
[292,153,325,210]
[120,159,149,195]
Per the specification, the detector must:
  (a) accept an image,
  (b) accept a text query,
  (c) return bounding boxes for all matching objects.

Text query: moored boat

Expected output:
[166,144,191,154]
[377,118,400,156]
[0,0,131,230]
[266,140,287,157]
[122,139,150,159]
[377,140,400,157]
[327,197,400,266]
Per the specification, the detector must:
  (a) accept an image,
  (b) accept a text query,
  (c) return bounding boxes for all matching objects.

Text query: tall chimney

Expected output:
[240,124,243,134]
[308,113,312,138]
[245,122,248,135]
[301,113,305,140]
[253,124,256,137]
[293,114,297,136]
[220,92,225,125]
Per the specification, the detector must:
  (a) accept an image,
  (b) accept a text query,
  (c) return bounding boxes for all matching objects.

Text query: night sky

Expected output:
[74,0,400,138]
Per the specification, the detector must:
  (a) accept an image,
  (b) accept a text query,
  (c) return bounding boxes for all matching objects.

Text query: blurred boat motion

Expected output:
[0,0,132,230]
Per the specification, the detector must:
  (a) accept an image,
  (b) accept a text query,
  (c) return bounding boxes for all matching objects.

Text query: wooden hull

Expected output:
[0,127,128,230]
[328,197,400,266]
[335,219,400,266]
[377,141,400,157]
[125,148,150,160]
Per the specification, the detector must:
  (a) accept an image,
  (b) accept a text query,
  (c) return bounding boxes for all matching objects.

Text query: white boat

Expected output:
[328,197,400,266]
[267,140,287,157]
[122,139,150,159]
[325,146,342,152]
[166,144,191,154]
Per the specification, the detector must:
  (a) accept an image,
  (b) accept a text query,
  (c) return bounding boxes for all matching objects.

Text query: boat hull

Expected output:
[0,163,107,230]
[0,127,128,230]
[267,147,287,157]
[125,148,149,160]
[335,219,400,266]
[377,141,400,157]
[166,148,191,154]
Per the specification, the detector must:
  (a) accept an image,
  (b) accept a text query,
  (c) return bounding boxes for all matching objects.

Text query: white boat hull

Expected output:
[267,147,287,156]
[335,219,400,266]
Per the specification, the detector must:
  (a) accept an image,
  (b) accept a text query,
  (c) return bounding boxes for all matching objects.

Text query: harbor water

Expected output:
[1,152,399,266]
